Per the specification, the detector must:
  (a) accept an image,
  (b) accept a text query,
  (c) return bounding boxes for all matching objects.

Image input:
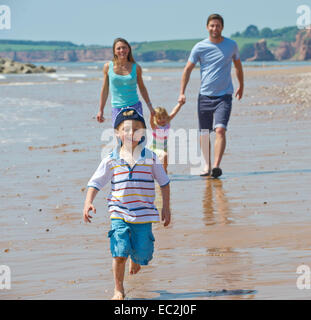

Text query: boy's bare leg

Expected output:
[112,257,127,300]
[213,127,226,168]
[200,130,211,174]
[129,259,141,275]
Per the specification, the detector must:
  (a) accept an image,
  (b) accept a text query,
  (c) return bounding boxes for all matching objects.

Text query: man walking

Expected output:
[179,13,244,178]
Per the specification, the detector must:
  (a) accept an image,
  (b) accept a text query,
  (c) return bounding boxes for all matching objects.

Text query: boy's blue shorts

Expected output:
[108,219,155,266]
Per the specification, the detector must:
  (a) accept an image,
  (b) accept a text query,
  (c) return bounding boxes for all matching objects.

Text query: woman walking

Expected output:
[96,38,154,124]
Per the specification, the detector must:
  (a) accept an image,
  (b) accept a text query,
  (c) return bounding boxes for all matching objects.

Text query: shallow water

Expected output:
[1,64,311,299]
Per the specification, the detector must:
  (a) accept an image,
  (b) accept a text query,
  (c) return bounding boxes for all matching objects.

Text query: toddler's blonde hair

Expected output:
[154,107,169,126]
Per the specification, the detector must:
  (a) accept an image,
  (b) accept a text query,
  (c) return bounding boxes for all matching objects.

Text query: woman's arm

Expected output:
[136,64,155,115]
[149,112,157,130]
[97,63,110,123]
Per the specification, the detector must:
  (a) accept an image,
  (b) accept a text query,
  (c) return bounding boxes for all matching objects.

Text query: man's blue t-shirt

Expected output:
[188,37,240,97]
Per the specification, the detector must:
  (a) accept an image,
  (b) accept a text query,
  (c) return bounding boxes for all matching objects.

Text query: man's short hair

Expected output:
[207,14,224,27]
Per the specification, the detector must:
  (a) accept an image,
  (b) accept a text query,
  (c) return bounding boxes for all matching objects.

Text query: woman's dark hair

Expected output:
[112,38,135,64]
[207,14,224,27]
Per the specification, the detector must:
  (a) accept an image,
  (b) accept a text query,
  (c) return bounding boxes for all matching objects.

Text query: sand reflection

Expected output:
[202,178,231,226]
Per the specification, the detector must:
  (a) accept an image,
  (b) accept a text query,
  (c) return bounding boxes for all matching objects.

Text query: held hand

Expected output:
[96,111,105,123]
[83,203,96,223]
[147,102,155,116]
[161,207,171,227]
[235,86,244,100]
[178,100,185,107]
[149,107,156,116]
[178,94,186,105]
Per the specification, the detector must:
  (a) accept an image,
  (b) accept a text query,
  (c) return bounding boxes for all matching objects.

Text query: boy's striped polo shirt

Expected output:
[87,147,170,224]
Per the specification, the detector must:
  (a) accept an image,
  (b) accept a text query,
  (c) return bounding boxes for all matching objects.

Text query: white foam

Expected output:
[142,75,152,81]
[46,73,87,78]
[0,97,63,108]
[0,75,6,80]
[0,81,63,86]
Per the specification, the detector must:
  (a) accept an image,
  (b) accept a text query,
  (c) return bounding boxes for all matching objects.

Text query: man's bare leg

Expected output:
[213,127,226,169]
[112,257,127,300]
[129,259,141,275]
[200,130,211,175]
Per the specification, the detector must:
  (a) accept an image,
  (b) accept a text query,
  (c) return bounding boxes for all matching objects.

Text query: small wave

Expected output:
[0,81,65,86]
[0,75,6,80]
[142,75,152,81]
[0,97,63,108]
[46,73,87,78]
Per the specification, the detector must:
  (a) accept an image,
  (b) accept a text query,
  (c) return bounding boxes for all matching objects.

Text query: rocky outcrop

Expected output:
[0,48,113,63]
[292,29,311,60]
[246,39,275,61]
[273,41,295,60]
[0,58,56,73]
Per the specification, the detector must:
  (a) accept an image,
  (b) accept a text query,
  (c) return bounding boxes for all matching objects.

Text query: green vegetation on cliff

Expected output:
[0,40,107,52]
[0,25,301,61]
[232,25,298,59]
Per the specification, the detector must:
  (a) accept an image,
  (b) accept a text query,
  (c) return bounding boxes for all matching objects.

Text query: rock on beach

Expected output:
[0,58,56,74]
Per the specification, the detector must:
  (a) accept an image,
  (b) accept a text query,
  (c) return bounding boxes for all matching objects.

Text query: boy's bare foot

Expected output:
[129,259,141,275]
[111,290,125,300]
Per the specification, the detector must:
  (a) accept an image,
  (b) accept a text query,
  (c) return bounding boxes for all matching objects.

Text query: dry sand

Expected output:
[1,65,311,300]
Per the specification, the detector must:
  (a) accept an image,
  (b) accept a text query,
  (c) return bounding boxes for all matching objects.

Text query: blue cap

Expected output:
[114,107,146,129]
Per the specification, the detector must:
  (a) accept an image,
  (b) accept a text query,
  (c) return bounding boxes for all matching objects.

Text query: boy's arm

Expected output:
[169,102,184,121]
[160,184,171,227]
[151,153,171,226]
[84,157,113,223]
[83,187,98,223]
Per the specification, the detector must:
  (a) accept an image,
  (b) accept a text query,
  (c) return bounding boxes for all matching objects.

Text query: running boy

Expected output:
[83,108,171,300]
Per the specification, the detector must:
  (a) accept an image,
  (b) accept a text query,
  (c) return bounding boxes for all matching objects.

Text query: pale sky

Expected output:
[0,0,306,46]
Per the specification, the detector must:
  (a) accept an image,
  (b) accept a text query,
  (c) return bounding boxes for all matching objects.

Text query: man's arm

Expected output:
[178,61,196,104]
[233,59,244,100]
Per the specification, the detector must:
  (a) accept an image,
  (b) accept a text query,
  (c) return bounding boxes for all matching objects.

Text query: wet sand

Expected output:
[1,65,311,299]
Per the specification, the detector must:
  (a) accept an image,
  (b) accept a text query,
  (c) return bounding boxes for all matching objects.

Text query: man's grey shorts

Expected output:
[197,94,232,132]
